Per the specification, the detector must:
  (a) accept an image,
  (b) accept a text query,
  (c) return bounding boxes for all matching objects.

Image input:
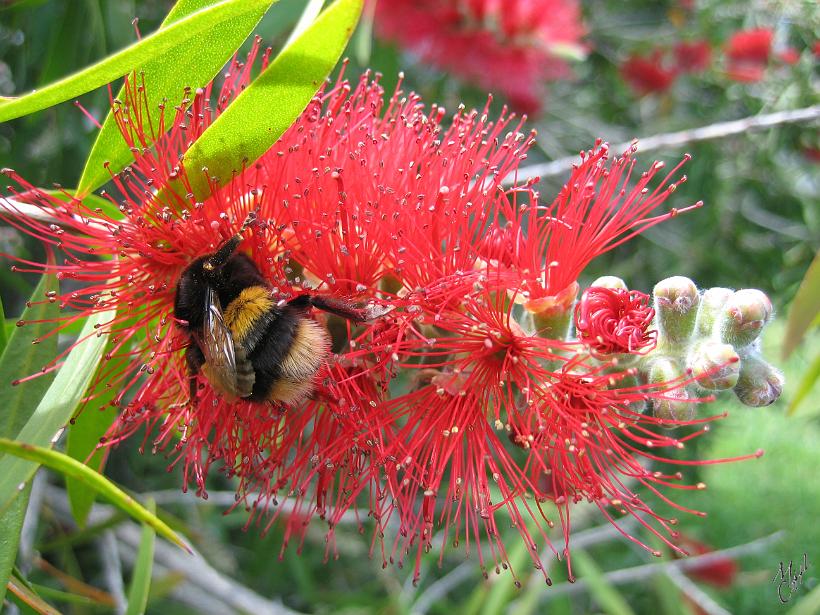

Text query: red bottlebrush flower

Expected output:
[620,51,678,95]
[724,28,773,82]
[674,40,712,73]
[373,0,586,114]
[674,533,739,588]
[0,38,763,585]
[575,286,657,356]
[725,28,773,64]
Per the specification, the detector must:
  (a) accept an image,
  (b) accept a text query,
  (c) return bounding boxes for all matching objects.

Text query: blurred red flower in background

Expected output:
[725,27,773,82]
[373,0,586,114]
[674,40,712,73]
[620,51,678,95]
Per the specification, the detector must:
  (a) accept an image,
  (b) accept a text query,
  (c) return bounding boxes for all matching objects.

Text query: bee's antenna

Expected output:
[204,209,259,273]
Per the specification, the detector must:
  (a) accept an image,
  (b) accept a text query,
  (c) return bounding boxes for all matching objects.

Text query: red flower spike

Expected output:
[575,286,657,356]
[373,0,585,114]
[620,51,678,95]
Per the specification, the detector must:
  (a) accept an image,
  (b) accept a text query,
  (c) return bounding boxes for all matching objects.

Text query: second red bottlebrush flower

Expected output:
[373,0,586,114]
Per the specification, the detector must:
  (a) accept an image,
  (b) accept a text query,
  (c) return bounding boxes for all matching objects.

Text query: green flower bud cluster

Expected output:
[645,277,783,417]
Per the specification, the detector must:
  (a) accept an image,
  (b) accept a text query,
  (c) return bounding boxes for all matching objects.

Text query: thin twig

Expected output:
[507,105,820,185]
[143,488,364,526]
[665,566,732,615]
[97,530,127,615]
[536,531,784,602]
[43,485,304,615]
[411,562,474,615]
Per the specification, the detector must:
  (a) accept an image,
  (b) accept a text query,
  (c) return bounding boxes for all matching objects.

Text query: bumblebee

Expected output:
[173,219,378,405]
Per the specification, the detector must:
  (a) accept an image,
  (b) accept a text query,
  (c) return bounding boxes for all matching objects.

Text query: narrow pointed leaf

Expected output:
[0,294,7,352]
[787,350,820,416]
[0,440,189,553]
[0,274,59,439]
[783,250,820,359]
[0,309,113,518]
[76,0,274,196]
[125,498,156,615]
[0,0,272,123]
[178,0,363,200]
[0,484,31,609]
[6,570,61,615]
[571,549,637,615]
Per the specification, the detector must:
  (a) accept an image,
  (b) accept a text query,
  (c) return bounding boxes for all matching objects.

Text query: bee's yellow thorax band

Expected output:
[223,286,275,344]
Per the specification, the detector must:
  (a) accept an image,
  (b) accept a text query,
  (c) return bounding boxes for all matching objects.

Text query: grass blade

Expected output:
[0,440,189,553]
[125,498,157,615]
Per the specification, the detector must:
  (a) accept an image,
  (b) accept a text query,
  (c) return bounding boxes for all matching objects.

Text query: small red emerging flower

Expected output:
[575,286,656,355]
[675,533,739,588]
[621,51,678,95]
[373,0,586,114]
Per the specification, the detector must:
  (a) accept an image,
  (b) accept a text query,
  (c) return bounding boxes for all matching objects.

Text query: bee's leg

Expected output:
[295,295,370,322]
[185,344,205,404]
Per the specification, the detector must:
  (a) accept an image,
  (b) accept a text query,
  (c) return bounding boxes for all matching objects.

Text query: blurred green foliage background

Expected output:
[0,0,818,613]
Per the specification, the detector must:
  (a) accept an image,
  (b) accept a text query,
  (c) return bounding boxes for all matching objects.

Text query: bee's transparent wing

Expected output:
[200,286,239,396]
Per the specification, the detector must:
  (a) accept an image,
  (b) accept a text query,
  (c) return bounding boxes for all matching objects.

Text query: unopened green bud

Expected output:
[720,289,773,349]
[734,353,784,407]
[647,357,696,422]
[688,341,741,390]
[590,276,627,291]
[694,287,733,338]
[653,276,699,345]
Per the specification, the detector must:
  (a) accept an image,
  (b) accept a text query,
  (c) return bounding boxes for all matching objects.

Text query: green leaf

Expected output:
[75,0,273,196]
[66,396,117,526]
[6,569,61,615]
[0,294,7,353]
[177,0,363,200]
[125,498,156,615]
[787,350,820,416]
[571,549,637,615]
[786,582,820,615]
[783,250,820,359]
[0,440,189,554]
[0,309,113,518]
[0,0,273,124]
[0,484,31,609]
[0,274,59,439]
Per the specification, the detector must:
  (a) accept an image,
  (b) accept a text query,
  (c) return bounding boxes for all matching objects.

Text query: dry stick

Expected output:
[97,531,128,615]
[665,566,732,615]
[43,485,304,615]
[505,105,820,185]
[533,531,784,603]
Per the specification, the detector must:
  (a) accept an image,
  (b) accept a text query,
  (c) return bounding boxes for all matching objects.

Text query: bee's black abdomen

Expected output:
[246,305,301,402]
